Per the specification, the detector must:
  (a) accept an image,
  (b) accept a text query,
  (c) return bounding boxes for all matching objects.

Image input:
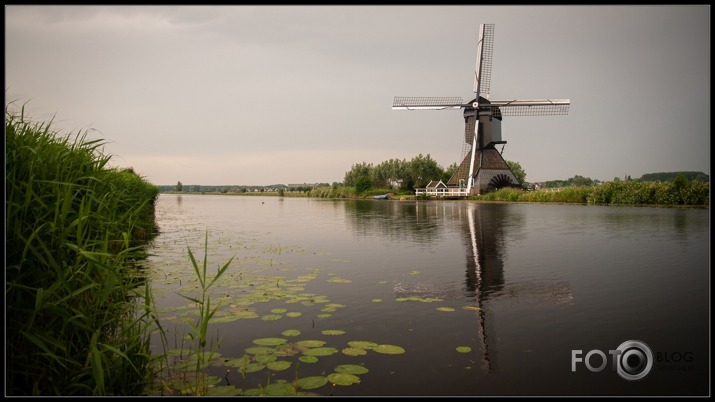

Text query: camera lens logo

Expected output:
[615,340,653,380]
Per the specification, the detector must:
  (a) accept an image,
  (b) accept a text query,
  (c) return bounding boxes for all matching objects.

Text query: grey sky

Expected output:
[5,5,710,185]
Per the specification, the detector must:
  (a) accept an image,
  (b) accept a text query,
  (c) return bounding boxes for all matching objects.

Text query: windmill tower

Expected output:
[393,24,570,196]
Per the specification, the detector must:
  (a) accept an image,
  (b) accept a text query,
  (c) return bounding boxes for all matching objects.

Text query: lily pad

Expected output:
[347,341,378,350]
[395,296,444,303]
[372,344,406,355]
[342,347,367,356]
[230,362,265,374]
[298,355,319,364]
[255,354,277,364]
[245,346,276,355]
[317,313,332,318]
[261,314,283,321]
[327,373,361,386]
[263,382,296,396]
[271,308,288,314]
[303,347,339,357]
[372,299,382,303]
[327,277,352,284]
[281,329,301,337]
[286,312,302,317]
[436,307,456,312]
[253,338,287,346]
[212,311,259,322]
[296,340,326,348]
[295,376,328,390]
[456,346,472,353]
[267,360,292,371]
[321,330,346,336]
[205,386,242,396]
[335,364,369,375]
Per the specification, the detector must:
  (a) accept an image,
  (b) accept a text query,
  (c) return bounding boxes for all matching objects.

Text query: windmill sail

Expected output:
[474,23,495,99]
[392,97,465,110]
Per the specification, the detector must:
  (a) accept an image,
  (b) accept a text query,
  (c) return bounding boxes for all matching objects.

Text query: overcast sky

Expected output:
[5,5,710,185]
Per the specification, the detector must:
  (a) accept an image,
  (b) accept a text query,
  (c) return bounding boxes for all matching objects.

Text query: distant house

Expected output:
[425,180,448,195]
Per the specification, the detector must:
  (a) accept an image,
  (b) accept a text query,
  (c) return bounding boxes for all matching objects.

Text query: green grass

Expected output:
[473,181,708,206]
[6,105,160,395]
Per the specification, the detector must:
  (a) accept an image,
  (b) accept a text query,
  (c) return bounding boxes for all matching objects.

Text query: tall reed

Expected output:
[6,105,160,395]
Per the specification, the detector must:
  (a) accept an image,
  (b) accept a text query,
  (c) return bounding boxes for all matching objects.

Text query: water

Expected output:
[145,194,709,396]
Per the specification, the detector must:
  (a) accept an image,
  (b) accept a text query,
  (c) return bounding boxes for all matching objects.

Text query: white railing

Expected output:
[415,187,469,197]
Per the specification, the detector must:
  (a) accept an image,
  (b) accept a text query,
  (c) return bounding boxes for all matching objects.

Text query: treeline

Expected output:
[6,108,160,395]
[158,183,330,193]
[342,154,457,193]
[540,172,709,188]
[480,176,708,206]
[639,171,709,182]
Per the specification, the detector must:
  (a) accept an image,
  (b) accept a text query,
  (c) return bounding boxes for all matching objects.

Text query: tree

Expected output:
[176,181,183,192]
[406,154,443,190]
[442,162,458,184]
[506,160,526,187]
[344,162,373,189]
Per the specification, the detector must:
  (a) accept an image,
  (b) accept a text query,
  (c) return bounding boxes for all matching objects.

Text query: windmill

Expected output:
[393,23,570,196]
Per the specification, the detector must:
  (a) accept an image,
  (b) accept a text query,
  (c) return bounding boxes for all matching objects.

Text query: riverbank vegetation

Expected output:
[475,176,709,206]
[6,106,160,395]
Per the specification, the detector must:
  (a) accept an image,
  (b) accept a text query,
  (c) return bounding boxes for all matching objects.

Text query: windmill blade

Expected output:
[473,23,495,98]
[393,96,466,110]
[490,99,570,116]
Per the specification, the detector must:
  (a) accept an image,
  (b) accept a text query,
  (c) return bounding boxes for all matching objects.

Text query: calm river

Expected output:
[144,194,709,396]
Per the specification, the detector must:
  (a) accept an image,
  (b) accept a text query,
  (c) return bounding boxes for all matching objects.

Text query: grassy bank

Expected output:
[475,180,709,206]
[6,107,160,395]
[306,181,708,206]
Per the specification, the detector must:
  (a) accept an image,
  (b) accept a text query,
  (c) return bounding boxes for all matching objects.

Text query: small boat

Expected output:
[373,194,389,200]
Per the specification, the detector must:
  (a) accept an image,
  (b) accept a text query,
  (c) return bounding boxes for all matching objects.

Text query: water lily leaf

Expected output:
[335,364,369,375]
[321,330,346,336]
[317,313,331,318]
[244,346,276,355]
[261,314,282,321]
[395,296,444,303]
[212,310,259,322]
[267,360,292,371]
[282,329,301,337]
[347,341,378,350]
[327,277,352,284]
[271,308,288,314]
[410,271,420,275]
[456,346,472,353]
[303,347,338,357]
[296,340,326,348]
[327,373,361,386]
[263,382,296,396]
[342,347,367,356]
[240,363,266,373]
[436,307,455,312]
[254,354,277,364]
[377,281,388,284]
[372,344,406,355]
[253,337,287,346]
[372,299,382,303]
[286,312,302,317]
[295,376,328,390]
[242,388,262,396]
[463,306,482,311]
[205,386,242,396]
[298,355,319,364]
